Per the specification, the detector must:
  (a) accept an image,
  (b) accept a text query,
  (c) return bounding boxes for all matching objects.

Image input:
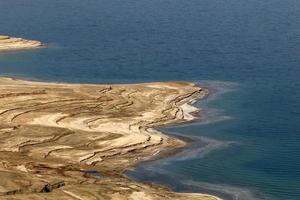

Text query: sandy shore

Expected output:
[0,35,43,51]
[0,77,220,200]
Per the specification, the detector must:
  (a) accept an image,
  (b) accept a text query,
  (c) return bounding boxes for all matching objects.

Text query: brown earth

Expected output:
[0,77,220,200]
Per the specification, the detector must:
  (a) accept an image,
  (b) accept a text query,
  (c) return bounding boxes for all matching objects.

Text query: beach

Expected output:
[0,76,220,200]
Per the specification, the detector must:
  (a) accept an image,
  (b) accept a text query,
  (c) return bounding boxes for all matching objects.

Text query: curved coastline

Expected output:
[126,81,263,200]
[0,76,221,200]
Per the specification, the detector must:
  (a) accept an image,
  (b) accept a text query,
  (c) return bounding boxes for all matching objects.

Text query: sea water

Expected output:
[0,0,299,199]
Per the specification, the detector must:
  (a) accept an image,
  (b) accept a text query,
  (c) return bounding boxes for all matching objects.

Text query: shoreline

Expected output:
[0,76,221,200]
[125,81,242,200]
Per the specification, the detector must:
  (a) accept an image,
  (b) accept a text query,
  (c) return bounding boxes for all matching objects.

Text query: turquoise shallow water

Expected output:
[0,0,300,199]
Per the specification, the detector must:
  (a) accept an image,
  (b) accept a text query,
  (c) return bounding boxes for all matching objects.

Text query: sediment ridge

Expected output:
[0,35,43,51]
[0,77,220,200]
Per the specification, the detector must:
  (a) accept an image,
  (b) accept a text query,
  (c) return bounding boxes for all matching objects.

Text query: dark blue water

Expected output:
[0,0,299,199]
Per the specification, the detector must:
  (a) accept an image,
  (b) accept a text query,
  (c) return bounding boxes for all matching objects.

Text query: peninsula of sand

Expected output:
[0,35,220,199]
[0,77,222,200]
[0,35,43,51]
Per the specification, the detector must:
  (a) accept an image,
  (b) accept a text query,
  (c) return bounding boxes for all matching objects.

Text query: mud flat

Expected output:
[0,35,43,51]
[0,77,220,200]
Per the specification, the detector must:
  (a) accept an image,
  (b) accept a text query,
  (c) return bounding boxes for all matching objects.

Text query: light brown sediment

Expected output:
[0,77,220,200]
[0,35,43,51]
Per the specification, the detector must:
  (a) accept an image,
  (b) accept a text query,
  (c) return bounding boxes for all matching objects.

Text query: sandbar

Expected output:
[0,35,43,51]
